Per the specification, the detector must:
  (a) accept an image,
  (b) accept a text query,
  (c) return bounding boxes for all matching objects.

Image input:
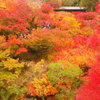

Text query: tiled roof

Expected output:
[59,6,85,10]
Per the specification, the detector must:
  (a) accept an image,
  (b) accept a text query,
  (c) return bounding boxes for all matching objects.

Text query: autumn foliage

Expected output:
[0,0,100,100]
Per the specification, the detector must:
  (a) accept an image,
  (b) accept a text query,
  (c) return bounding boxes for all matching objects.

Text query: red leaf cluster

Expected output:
[76,56,100,100]
[95,1,100,13]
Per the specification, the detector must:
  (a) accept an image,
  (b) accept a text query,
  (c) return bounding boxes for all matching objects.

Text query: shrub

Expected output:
[48,62,83,100]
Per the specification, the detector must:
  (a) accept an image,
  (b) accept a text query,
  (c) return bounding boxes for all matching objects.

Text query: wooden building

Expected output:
[54,6,86,12]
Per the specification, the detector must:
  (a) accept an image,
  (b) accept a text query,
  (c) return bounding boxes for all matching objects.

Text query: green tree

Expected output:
[80,0,99,11]
[63,0,80,6]
[48,62,83,100]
